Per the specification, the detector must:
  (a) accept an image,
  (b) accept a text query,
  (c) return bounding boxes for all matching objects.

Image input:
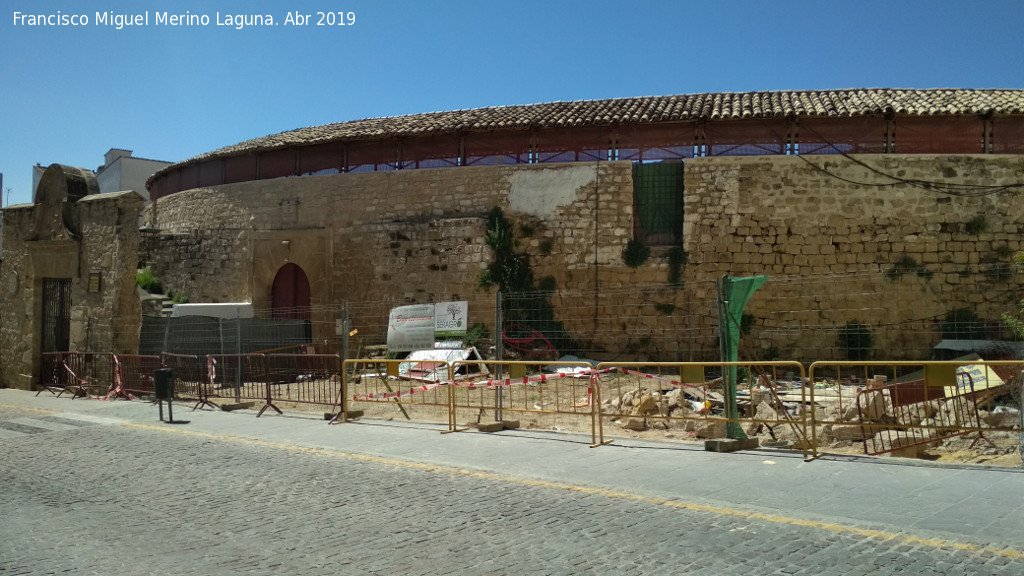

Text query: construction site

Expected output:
[3,88,1024,464]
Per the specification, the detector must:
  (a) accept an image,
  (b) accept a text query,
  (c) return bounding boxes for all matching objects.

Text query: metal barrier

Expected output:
[594,362,809,454]
[37,352,114,399]
[160,353,216,410]
[343,358,454,429]
[111,354,163,399]
[31,348,1021,462]
[265,353,344,414]
[206,353,271,412]
[806,360,1023,459]
[450,360,601,444]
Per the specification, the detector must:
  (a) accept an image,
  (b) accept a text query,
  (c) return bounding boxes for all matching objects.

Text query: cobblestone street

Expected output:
[1,394,1023,575]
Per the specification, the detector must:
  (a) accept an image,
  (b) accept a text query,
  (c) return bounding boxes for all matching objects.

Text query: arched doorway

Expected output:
[271,263,311,321]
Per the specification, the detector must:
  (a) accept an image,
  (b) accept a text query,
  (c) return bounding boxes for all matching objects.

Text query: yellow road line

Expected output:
[0,404,59,415]
[121,421,1023,561]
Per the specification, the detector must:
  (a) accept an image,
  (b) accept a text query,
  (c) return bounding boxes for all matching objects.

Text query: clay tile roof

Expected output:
[161,88,1024,173]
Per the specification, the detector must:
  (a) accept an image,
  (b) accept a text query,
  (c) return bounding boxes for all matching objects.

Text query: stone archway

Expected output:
[271,263,311,321]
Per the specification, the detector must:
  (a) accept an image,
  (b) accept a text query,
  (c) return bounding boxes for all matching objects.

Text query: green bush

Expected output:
[136,268,163,294]
[463,322,490,349]
[622,239,650,268]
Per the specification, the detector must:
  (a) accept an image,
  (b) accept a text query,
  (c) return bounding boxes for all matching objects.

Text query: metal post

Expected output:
[161,314,172,354]
[235,308,242,403]
[716,277,735,438]
[341,304,350,365]
[495,290,503,422]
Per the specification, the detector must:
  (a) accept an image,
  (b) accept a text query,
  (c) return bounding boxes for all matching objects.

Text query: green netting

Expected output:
[719,274,768,439]
[633,162,684,244]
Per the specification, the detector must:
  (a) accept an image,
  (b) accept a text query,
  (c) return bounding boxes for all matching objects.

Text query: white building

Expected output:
[33,148,171,203]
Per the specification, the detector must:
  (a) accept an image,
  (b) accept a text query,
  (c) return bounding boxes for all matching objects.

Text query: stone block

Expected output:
[832,424,874,441]
[477,421,504,433]
[694,419,727,439]
[621,417,647,431]
[704,437,760,452]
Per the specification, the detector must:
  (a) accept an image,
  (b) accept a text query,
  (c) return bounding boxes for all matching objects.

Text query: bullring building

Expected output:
[2,88,1024,386]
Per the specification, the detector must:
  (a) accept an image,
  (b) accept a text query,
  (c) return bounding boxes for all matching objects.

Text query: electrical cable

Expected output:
[781,120,1024,197]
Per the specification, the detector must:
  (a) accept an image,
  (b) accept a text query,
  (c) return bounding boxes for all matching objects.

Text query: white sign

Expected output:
[434,301,469,339]
[387,304,436,352]
[386,301,470,352]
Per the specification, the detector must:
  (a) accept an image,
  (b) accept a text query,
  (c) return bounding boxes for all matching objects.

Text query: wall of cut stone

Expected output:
[138,155,1024,361]
[680,154,1024,359]
[142,162,630,351]
[0,191,143,389]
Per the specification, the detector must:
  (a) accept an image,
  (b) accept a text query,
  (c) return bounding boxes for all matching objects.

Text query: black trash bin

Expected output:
[153,368,174,400]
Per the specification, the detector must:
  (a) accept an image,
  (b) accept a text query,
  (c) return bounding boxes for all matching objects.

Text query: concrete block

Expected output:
[704,437,760,452]
[477,421,504,433]
[502,420,520,430]
[219,402,255,412]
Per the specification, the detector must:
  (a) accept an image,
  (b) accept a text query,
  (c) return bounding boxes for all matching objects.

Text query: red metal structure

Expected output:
[147,89,1024,200]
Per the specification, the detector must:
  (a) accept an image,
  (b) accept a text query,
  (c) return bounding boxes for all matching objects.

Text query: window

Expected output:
[632,161,684,246]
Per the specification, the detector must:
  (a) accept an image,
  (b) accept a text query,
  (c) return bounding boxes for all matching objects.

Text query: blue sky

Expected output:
[2,0,1022,207]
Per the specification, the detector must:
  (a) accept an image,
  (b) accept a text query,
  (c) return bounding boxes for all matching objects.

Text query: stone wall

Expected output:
[0,191,143,389]
[142,162,631,351]
[680,154,1024,358]
[139,154,1024,361]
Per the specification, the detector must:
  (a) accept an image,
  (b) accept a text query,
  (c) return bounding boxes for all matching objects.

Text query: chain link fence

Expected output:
[56,265,998,365]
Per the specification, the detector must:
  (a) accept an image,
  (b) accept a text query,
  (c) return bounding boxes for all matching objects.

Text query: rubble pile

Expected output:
[601,371,1021,461]
[602,387,726,438]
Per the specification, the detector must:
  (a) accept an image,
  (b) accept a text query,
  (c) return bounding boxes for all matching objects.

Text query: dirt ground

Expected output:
[249,368,1024,469]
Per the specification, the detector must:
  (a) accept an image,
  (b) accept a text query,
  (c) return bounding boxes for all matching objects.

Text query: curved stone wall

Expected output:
[141,153,1024,361]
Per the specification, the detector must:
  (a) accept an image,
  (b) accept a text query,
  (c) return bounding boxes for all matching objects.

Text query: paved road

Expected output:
[1,389,1023,575]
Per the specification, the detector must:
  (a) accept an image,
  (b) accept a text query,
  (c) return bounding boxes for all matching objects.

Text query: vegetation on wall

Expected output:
[964,214,988,235]
[667,246,688,287]
[622,239,651,268]
[1002,252,1024,339]
[837,321,874,360]
[942,307,989,340]
[477,208,533,293]
[740,313,756,336]
[537,276,557,293]
[478,207,573,354]
[654,302,676,316]
[137,267,188,303]
[885,254,932,281]
[981,246,1016,282]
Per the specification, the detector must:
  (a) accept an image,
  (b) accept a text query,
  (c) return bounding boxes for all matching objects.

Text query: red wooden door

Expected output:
[271,263,311,320]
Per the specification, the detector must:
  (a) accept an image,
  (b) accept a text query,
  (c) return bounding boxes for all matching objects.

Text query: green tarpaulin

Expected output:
[717,274,768,439]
